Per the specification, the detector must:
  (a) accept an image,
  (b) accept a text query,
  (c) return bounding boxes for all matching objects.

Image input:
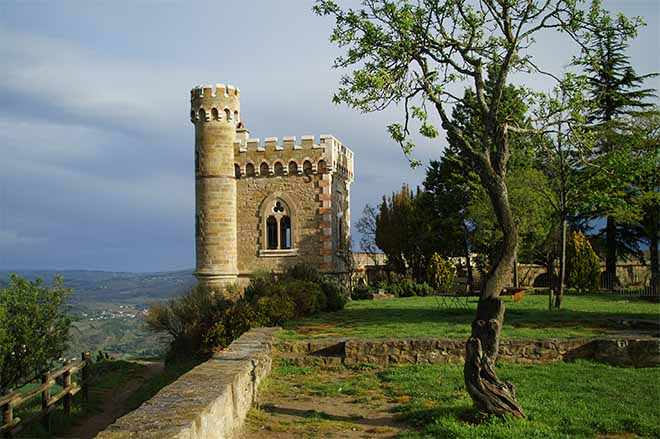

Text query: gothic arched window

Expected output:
[274,161,284,176]
[280,216,291,249]
[246,163,255,177]
[260,198,296,254]
[266,216,278,250]
[211,108,219,121]
[260,162,269,176]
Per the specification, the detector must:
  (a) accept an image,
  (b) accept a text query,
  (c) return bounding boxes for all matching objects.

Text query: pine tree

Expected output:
[575,0,658,285]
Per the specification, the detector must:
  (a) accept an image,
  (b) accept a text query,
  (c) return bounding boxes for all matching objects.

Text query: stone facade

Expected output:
[191,84,354,290]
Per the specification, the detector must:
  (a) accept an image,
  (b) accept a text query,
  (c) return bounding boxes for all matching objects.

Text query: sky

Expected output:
[0,0,658,272]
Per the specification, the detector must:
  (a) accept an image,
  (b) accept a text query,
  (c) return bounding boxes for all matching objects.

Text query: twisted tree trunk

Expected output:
[465,298,524,417]
[464,169,525,418]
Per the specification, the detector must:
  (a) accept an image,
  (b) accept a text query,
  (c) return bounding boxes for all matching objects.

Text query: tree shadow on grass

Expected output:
[284,296,659,337]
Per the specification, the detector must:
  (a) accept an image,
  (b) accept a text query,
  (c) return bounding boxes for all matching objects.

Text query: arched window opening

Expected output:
[288,161,298,175]
[303,160,313,176]
[190,110,196,121]
[280,216,291,249]
[246,163,255,177]
[198,109,206,121]
[274,161,284,176]
[211,108,219,120]
[318,160,327,174]
[234,164,241,178]
[261,198,295,253]
[234,110,240,123]
[260,162,269,176]
[224,108,231,121]
[267,216,278,250]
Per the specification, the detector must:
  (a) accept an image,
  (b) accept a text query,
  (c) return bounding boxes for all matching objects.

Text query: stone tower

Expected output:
[190,84,241,290]
[190,82,355,290]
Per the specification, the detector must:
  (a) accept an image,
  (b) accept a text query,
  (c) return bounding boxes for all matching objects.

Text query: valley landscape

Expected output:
[0,270,196,359]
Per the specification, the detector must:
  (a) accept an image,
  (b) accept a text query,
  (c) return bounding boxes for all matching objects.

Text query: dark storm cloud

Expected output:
[0,1,657,271]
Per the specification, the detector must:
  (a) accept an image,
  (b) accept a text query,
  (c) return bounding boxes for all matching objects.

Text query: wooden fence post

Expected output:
[63,368,72,417]
[41,372,51,432]
[2,401,13,438]
[81,352,90,404]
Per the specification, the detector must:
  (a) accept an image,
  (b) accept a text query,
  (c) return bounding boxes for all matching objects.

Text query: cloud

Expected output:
[0,229,47,247]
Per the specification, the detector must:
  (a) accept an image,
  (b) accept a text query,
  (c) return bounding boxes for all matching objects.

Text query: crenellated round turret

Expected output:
[191,83,240,293]
[190,84,241,125]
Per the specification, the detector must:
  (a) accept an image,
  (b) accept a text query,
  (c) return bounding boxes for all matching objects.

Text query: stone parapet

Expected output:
[234,134,354,182]
[95,327,280,439]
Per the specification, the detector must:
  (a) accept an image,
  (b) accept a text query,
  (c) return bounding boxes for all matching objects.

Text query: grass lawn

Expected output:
[387,360,660,438]
[245,358,660,439]
[278,293,659,340]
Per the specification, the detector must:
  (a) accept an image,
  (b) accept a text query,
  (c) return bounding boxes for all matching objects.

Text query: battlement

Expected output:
[234,134,352,156]
[190,83,241,124]
[191,84,240,99]
[233,134,354,181]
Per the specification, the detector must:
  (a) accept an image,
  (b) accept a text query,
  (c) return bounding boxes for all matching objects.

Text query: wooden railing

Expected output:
[0,352,91,438]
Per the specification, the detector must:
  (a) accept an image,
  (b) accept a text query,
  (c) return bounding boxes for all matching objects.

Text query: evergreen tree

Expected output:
[567,231,601,293]
[575,0,658,284]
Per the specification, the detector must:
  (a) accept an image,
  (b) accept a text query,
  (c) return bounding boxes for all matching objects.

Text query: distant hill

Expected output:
[0,269,196,309]
[0,269,197,359]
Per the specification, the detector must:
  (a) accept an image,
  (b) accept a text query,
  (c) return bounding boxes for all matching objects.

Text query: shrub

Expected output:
[148,263,347,359]
[253,293,295,325]
[427,253,456,293]
[376,278,433,297]
[145,284,233,360]
[567,231,601,293]
[202,301,256,353]
[283,263,322,283]
[322,278,348,311]
[352,284,372,300]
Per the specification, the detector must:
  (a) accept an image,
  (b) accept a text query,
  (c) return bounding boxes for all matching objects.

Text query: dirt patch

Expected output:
[239,361,410,438]
[295,324,345,338]
[54,361,163,439]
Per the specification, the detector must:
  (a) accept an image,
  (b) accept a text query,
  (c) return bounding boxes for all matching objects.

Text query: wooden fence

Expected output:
[0,352,91,438]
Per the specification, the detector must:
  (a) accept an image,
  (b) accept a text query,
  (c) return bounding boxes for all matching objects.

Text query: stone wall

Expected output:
[95,327,279,439]
[236,173,324,275]
[274,336,660,368]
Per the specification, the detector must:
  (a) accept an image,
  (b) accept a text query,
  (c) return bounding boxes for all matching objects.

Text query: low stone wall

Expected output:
[95,327,279,439]
[274,336,660,368]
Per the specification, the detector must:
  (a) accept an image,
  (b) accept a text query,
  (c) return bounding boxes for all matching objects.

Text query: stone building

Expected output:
[190,83,354,290]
